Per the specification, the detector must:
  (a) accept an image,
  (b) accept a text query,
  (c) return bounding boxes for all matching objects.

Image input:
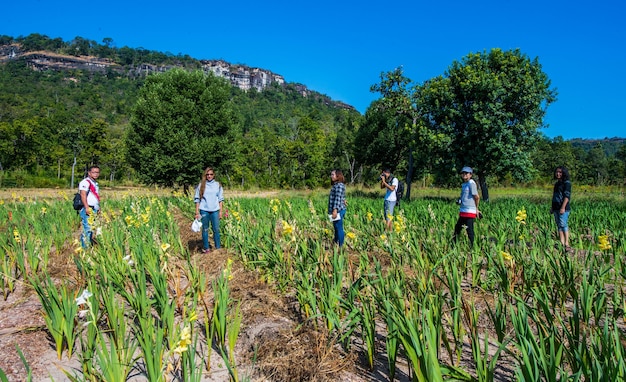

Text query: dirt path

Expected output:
[0,198,373,381]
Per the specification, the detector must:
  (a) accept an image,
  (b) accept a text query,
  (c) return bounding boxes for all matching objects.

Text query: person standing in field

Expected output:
[452,166,480,247]
[328,169,347,247]
[380,168,398,232]
[551,166,571,249]
[78,165,101,248]
[194,167,224,253]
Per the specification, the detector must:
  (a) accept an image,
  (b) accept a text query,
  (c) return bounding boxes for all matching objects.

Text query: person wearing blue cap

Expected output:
[452,166,480,247]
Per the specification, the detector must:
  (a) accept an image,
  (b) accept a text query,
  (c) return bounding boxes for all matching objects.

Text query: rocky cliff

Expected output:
[0,43,354,110]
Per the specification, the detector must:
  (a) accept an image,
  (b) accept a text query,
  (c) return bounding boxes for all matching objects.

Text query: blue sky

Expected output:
[3,0,624,139]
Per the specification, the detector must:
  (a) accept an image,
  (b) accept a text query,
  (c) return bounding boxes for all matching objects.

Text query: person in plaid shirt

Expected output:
[328,169,347,247]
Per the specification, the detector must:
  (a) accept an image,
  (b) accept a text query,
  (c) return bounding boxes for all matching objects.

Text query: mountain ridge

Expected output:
[0,38,355,111]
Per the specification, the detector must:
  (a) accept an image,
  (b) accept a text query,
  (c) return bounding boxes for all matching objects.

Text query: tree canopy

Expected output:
[126,69,237,190]
[366,49,558,198]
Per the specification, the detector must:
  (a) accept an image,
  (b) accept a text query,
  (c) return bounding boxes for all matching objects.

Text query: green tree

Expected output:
[586,143,609,185]
[531,135,577,184]
[355,99,410,176]
[616,143,626,182]
[419,48,557,200]
[368,67,453,199]
[368,68,417,199]
[126,69,237,191]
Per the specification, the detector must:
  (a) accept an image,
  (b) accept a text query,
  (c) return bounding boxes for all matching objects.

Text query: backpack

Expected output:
[395,178,404,206]
[72,192,84,210]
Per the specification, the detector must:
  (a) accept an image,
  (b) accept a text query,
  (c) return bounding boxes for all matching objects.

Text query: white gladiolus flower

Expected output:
[75,289,93,305]
[123,255,135,266]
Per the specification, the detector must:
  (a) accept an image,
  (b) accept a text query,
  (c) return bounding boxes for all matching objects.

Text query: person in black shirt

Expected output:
[550,166,572,249]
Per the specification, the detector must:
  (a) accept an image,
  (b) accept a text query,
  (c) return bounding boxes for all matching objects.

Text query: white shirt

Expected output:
[78,177,100,208]
[385,177,399,202]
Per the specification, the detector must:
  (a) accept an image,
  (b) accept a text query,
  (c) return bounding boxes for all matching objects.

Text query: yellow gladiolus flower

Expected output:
[13,228,21,243]
[501,251,515,267]
[515,208,527,224]
[366,212,373,222]
[141,213,150,224]
[598,235,612,251]
[160,243,171,252]
[173,325,192,354]
[282,220,293,235]
[346,232,356,240]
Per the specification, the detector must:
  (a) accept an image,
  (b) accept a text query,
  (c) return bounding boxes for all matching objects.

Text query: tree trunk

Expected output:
[477,173,489,202]
[71,155,77,189]
[405,147,414,202]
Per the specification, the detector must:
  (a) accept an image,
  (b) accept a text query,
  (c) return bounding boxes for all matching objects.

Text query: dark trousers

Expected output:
[453,216,476,246]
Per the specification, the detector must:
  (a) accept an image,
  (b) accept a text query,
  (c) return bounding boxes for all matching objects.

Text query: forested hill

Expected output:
[0,33,355,110]
[0,33,362,188]
[570,138,625,157]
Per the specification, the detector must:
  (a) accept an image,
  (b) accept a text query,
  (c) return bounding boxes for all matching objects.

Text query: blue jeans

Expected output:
[333,209,347,246]
[553,210,570,232]
[384,200,396,221]
[200,210,221,250]
[79,206,99,248]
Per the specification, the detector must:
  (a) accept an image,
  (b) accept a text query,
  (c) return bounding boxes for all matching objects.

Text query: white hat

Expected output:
[191,219,202,232]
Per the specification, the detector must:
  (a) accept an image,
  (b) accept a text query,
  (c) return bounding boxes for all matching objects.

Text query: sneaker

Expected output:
[201,248,210,254]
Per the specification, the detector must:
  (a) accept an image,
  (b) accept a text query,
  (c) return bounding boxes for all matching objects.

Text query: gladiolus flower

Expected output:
[173,326,192,354]
[161,243,171,252]
[346,232,356,240]
[282,220,293,235]
[598,235,612,251]
[75,289,93,305]
[515,208,527,224]
[501,251,514,267]
[394,222,402,233]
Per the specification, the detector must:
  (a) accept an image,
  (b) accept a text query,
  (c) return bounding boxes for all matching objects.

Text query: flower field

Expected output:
[1,189,625,381]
